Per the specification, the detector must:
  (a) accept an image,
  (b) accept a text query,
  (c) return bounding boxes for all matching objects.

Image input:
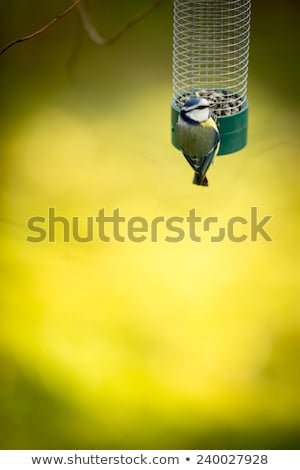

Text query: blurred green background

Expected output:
[0,0,299,450]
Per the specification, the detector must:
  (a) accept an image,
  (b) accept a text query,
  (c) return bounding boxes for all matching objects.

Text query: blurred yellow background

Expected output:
[0,0,299,449]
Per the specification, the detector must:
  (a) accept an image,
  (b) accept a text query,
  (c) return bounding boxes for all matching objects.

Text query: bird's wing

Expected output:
[195,131,220,174]
[182,152,197,170]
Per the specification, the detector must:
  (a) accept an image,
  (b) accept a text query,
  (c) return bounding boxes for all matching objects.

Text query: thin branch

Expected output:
[0,0,81,57]
[0,0,166,58]
[78,0,166,46]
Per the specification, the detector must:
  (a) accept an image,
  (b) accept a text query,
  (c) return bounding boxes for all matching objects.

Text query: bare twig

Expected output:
[0,0,166,58]
[106,0,166,45]
[79,0,166,46]
[0,0,81,57]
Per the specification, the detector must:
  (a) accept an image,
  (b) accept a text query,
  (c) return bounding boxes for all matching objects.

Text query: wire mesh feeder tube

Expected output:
[171,0,251,155]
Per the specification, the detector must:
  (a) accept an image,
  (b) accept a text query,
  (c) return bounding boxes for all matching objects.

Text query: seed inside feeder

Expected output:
[176,89,245,118]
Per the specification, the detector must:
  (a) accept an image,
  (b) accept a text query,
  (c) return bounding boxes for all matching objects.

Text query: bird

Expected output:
[176,96,220,186]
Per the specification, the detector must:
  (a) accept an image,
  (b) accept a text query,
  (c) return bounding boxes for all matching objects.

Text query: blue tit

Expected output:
[176,96,220,186]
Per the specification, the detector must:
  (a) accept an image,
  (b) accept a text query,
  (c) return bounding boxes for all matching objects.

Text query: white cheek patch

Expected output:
[187,109,209,122]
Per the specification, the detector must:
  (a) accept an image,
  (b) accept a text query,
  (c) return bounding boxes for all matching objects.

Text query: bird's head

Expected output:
[180,97,210,124]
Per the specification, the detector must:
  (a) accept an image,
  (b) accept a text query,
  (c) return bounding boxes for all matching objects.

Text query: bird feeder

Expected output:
[171,0,251,155]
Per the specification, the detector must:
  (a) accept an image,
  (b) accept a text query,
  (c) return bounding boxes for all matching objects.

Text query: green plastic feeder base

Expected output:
[171,98,248,156]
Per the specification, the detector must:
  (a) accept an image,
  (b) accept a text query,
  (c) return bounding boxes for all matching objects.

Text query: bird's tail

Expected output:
[193,172,208,186]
